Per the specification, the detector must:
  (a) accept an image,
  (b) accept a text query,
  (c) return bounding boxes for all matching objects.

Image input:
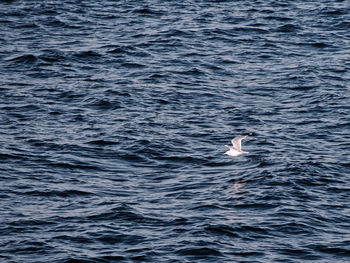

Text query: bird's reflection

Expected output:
[227,179,246,199]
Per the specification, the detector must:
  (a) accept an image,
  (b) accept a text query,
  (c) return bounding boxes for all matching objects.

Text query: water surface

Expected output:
[1,1,350,262]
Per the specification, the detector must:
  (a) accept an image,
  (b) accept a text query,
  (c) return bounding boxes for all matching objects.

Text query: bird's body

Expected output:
[224,134,252,157]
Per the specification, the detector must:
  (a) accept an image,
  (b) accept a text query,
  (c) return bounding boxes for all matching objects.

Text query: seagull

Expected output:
[225,133,253,157]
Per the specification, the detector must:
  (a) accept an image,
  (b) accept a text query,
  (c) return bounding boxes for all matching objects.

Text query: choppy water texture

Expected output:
[1,0,350,262]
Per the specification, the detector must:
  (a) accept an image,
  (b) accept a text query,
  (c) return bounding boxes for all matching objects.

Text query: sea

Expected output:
[1,0,350,262]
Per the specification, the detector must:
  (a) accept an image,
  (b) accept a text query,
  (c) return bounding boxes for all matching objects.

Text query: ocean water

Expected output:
[1,0,350,262]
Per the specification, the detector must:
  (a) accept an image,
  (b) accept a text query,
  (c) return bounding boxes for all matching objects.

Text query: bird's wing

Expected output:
[231,135,248,151]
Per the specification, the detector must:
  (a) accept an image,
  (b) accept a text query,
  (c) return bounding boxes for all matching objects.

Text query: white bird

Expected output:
[225,133,252,157]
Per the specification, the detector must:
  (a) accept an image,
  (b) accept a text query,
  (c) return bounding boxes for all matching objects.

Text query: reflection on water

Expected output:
[228,179,246,199]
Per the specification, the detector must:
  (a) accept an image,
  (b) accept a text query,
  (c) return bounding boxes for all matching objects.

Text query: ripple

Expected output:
[177,247,223,257]
[22,189,94,198]
[6,54,37,64]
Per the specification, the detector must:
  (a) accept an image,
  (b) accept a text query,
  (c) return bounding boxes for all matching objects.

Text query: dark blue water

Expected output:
[1,1,350,262]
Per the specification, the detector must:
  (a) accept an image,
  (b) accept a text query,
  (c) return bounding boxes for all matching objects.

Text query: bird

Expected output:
[224,133,252,157]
